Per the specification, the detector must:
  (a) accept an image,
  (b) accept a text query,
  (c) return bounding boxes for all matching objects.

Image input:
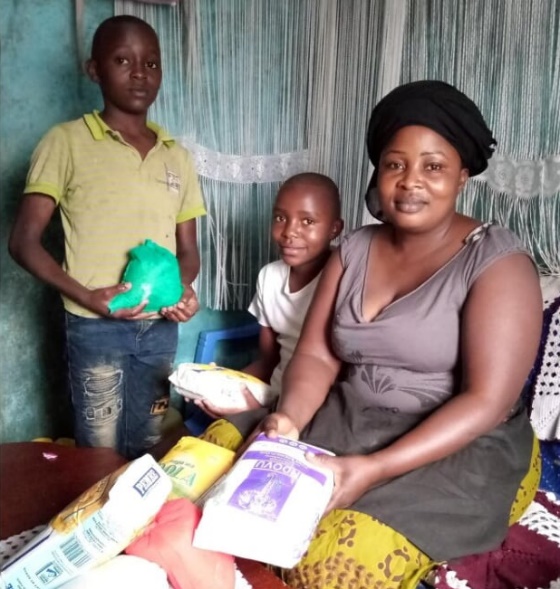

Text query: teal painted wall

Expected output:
[0,1,251,442]
[0,1,111,442]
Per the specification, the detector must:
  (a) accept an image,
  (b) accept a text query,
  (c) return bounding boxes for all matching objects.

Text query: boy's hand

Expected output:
[194,387,263,419]
[160,284,199,322]
[86,283,158,320]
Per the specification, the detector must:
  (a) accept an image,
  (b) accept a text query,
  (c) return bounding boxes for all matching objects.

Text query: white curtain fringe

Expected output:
[116,0,560,308]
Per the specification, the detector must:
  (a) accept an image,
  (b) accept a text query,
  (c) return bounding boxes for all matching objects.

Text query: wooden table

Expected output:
[0,441,288,589]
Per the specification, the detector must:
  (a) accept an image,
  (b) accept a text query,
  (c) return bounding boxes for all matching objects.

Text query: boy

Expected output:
[196,173,343,419]
[8,16,206,459]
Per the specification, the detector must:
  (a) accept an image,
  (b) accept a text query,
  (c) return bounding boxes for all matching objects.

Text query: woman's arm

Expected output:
[276,249,344,432]
[313,253,543,510]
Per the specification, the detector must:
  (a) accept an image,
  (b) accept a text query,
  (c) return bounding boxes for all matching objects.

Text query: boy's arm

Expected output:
[8,193,143,318]
[160,218,201,322]
[176,218,201,285]
[242,325,280,384]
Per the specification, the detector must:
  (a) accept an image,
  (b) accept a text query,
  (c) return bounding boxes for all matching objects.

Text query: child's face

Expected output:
[271,185,340,269]
[88,24,162,116]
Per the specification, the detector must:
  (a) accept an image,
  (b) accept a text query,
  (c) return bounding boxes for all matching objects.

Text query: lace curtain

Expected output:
[115,0,398,308]
[399,0,560,274]
[115,0,559,309]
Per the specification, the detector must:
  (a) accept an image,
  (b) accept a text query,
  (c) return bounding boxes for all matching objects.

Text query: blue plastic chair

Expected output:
[193,320,261,364]
[183,319,261,435]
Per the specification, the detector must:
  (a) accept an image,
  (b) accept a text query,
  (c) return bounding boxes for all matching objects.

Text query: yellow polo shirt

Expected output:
[24,111,206,317]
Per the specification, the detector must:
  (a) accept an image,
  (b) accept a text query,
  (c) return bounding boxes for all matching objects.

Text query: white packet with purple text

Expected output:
[192,434,334,568]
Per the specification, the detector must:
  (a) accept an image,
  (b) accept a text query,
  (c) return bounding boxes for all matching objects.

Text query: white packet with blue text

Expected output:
[0,454,171,589]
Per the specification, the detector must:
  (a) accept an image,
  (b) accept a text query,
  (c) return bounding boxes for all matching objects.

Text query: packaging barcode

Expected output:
[60,536,92,568]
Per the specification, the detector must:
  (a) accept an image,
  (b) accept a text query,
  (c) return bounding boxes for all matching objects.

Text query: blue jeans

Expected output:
[65,312,178,459]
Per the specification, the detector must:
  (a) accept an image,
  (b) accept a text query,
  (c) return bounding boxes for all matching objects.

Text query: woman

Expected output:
[202,81,543,588]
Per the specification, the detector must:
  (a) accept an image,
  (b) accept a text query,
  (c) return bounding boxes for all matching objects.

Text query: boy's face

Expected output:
[87,24,162,116]
[271,184,342,269]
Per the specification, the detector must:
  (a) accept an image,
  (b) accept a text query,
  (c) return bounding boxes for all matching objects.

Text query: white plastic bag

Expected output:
[57,555,169,589]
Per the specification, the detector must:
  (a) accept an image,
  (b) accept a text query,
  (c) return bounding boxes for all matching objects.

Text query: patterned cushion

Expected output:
[433,491,560,589]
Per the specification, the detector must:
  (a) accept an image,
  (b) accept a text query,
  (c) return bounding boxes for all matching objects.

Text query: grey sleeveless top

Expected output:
[301,223,536,560]
[230,223,536,561]
[331,222,526,415]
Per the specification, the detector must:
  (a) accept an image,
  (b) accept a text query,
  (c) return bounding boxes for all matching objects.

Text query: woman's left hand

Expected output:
[306,453,383,512]
[160,284,200,322]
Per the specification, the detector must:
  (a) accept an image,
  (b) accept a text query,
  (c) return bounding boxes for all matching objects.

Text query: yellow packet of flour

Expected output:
[158,436,235,502]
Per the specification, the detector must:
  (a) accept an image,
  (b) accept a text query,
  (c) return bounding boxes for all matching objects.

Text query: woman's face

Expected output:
[376,125,469,233]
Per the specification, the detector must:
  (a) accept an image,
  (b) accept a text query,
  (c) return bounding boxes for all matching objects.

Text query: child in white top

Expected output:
[197,173,343,417]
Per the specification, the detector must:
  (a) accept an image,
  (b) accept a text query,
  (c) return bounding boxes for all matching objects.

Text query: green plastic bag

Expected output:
[108,240,183,313]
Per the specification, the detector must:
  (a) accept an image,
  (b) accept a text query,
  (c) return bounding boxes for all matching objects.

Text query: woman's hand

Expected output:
[306,453,383,513]
[260,411,300,440]
[235,411,300,459]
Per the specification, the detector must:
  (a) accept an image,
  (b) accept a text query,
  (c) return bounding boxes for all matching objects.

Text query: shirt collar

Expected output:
[83,110,175,146]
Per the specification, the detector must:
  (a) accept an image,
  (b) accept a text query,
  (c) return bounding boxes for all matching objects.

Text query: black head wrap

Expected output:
[365,80,496,217]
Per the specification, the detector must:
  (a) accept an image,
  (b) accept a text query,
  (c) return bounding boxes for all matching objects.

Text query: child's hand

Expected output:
[160,284,199,322]
[86,283,159,319]
[194,387,263,419]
